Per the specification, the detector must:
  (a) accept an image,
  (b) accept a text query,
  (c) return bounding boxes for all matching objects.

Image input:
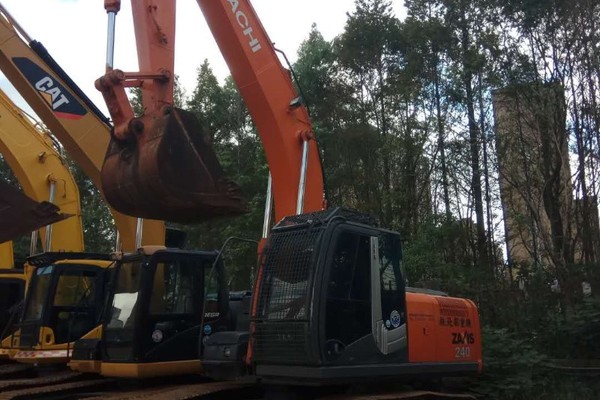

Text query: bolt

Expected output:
[131,119,144,135]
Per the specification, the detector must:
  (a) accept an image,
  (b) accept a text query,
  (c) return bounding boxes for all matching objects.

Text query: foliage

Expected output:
[473,327,548,399]
[173,65,267,291]
[66,158,114,253]
[543,297,600,359]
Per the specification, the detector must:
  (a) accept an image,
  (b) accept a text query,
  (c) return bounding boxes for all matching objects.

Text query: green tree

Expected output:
[179,64,267,290]
[66,158,114,253]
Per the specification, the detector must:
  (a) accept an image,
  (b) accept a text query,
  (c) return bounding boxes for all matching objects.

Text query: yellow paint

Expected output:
[11,323,103,365]
[0,88,84,253]
[0,242,13,268]
[100,360,202,378]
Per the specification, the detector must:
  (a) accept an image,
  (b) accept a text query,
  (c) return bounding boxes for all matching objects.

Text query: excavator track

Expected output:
[0,370,85,392]
[0,364,34,379]
[319,391,476,400]
[0,368,478,400]
[0,377,113,399]
[85,381,260,400]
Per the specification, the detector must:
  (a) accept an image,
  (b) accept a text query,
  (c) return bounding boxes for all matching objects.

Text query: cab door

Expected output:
[321,226,407,363]
[370,232,407,355]
[49,265,104,344]
[139,253,208,362]
[140,252,229,363]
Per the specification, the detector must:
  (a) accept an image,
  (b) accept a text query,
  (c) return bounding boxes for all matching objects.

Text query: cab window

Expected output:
[378,232,405,330]
[23,265,54,321]
[149,259,205,315]
[325,231,371,345]
[53,271,97,307]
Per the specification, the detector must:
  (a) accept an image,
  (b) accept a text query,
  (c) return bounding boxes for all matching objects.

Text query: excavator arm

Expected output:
[98,0,325,224]
[0,4,164,251]
[98,0,246,222]
[96,0,324,225]
[0,88,83,253]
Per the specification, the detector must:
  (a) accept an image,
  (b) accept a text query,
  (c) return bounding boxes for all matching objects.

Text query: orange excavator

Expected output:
[96,0,482,397]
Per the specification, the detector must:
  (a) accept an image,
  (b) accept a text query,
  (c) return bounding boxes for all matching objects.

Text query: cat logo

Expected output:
[12,57,87,120]
[35,77,70,110]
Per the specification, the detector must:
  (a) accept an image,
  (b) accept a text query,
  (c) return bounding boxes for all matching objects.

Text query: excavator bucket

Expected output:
[101,108,247,223]
[0,180,72,243]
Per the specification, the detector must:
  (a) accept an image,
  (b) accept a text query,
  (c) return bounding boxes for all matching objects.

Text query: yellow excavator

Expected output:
[0,86,84,358]
[0,89,84,251]
[0,3,165,251]
[0,4,168,365]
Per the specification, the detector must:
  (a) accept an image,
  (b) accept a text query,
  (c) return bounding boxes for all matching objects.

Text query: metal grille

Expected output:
[256,227,323,321]
[252,225,325,365]
[252,321,312,364]
[276,207,377,228]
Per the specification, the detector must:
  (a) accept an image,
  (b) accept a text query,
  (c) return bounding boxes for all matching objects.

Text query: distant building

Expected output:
[493,83,599,270]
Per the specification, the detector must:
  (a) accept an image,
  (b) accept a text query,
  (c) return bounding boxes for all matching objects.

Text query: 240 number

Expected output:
[455,346,471,359]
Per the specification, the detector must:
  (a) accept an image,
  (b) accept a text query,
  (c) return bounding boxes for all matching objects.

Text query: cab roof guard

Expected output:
[275,207,378,229]
[26,252,112,267]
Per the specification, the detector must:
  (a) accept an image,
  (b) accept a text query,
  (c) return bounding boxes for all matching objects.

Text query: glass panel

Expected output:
[379,233,405,330]
[53,271,96,307]
[325,232,371,345]
[204,263,221,321]
[51,269,100,344]
[0,281,23,334]
[265,278,308,320]
[149,259,206,316]
[107,262,143,329]
[23,265,54,321]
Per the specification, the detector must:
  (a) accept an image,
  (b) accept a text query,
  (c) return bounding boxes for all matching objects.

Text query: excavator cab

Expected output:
[251,208,410,384]
[9,252,112,364]
[74,247,233,378]
[205,208,481,388]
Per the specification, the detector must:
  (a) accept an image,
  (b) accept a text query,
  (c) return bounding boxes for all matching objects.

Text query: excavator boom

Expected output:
[198,0,325,221]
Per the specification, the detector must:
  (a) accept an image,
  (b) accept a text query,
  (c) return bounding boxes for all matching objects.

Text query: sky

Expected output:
[0,0,406,118]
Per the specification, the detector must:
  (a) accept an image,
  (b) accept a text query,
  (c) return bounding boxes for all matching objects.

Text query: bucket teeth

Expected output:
[101,108,247,223]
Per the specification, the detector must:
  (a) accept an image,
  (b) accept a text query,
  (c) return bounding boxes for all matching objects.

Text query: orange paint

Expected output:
[406,293,482,371]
